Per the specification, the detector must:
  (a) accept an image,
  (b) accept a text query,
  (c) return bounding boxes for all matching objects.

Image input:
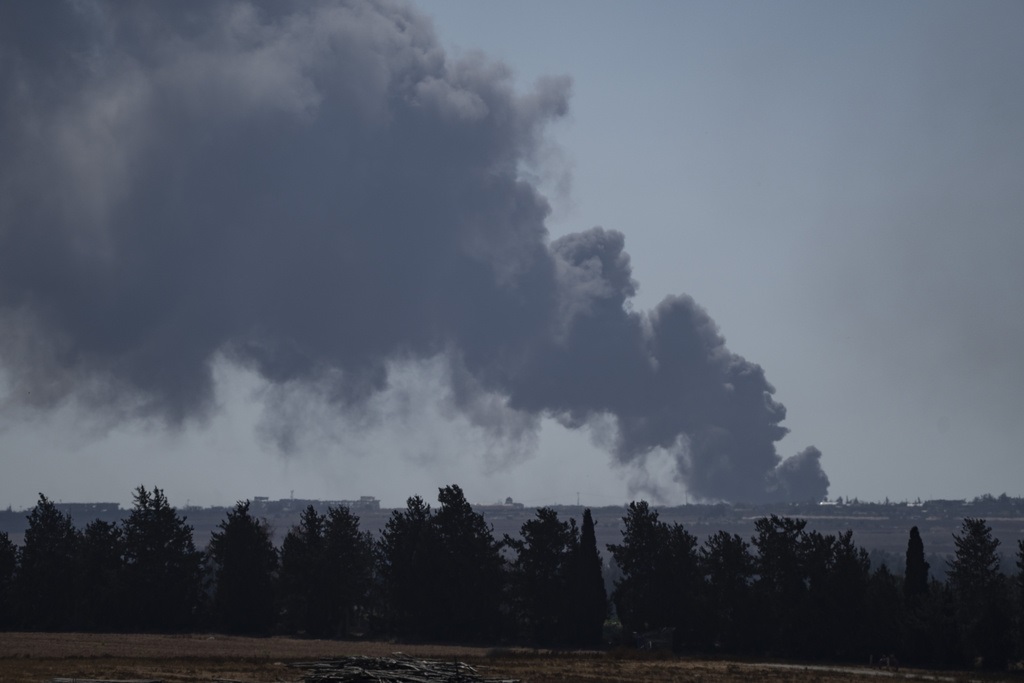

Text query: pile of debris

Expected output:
[289,654,519,683]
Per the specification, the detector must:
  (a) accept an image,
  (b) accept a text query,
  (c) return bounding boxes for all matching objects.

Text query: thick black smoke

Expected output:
[0,0,828,502]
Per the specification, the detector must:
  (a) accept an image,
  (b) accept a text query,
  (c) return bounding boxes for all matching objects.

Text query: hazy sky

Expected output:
[1,1,1021,510]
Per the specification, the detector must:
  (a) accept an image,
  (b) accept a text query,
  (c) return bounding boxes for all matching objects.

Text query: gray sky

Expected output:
[1,1,1022,510]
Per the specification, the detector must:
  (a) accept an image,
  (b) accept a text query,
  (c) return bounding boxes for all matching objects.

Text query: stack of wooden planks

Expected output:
[290,654,519,683]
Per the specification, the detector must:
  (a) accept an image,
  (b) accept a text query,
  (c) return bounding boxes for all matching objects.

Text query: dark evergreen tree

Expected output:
[279,505,329,635]
[571,508,607,647]
[77,519,125,631]
[430,485,504,641]
[208,500,278,634]
[805,529,870,659]
[862,564,904,660]
[947,518,1010,668]
[1017,539,1024,660]
[0,531,17,630]
[376,495,437,637]
[505,507,576,645]
[663,522,702,647]
[15,494,80,630]
[121,486,203,631]
[903,526,929,605]
[608,501,700,648]
[322,505,375,636]
[699,530,755,652]
[908,579,959,668]
[608,501,671,635]
[750,515,808,656]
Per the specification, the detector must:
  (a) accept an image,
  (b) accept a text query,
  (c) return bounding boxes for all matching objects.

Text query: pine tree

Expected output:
[279,504,374,637]
[609,501,699,647]
[323,505,374,636]
[751,515,808,655]
[77,519,125,631]
[279,505,329,635]
[505,507,576,645]
[808,529,870,659]
[1016,539,1024,660]
[121,486,203,631]
[0,531,18,629]
[377,495,436,637]
[208,500,278,634]
[16,494,80,630]
[608,501,671,634]
[863,564,904,660]
[947,518,1010,668]
[431,485,504,641]
[700,530,755,652]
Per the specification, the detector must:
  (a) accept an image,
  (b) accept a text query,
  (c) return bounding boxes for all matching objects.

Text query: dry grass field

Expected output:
[0,632,1005,683]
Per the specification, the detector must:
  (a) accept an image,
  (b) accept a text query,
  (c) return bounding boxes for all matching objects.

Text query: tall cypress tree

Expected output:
[572,508,607,647]
[903,526,929,604]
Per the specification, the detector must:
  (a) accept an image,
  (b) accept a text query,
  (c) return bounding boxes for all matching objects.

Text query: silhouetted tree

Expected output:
[609,501,670,635]
[279,504,374,637]
[208,500,278,634]
[863,564,904,659]
[1017,539,1024,660]
[0,531,16,630]
[947,518,1010,668]
[903,526,929,605]
[15,494,80,630]
[505,507,577,645]
[376,495,437,637]
[77,519,125,631]
[804,529,869,659]
[570,508,607,647]
[121,486,203,631]
[751,515,807,656]
[279,505,329,635]
[430,485,504,641]
[909,579,959,668]
[700,530,756,652]
[323,505,375,636]
[609,501,700,648]
[664,522,702,647]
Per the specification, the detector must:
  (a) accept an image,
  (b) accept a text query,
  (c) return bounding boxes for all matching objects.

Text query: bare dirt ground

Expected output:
[0,632,1005,683]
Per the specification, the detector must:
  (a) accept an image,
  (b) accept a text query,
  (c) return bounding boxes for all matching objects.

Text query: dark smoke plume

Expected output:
[0,0,828,503]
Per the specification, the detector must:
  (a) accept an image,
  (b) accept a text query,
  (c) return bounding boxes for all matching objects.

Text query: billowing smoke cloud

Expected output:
[0,0,828,503]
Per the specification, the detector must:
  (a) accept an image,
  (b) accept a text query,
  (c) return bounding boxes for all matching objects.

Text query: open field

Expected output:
[0,632,1013,683]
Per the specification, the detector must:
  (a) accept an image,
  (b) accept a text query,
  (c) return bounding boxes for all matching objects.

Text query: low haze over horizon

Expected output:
[1,1,1022,511]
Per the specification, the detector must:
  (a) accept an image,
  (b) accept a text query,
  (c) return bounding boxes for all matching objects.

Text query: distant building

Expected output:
[474,496,525,515]
[249,495,380,513]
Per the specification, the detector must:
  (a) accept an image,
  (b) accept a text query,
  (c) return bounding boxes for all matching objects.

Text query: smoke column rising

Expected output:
[0,0,828,503]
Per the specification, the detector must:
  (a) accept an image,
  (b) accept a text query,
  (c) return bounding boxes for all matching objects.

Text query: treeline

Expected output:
[1,487,1023,671]
[0,485,606,648]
